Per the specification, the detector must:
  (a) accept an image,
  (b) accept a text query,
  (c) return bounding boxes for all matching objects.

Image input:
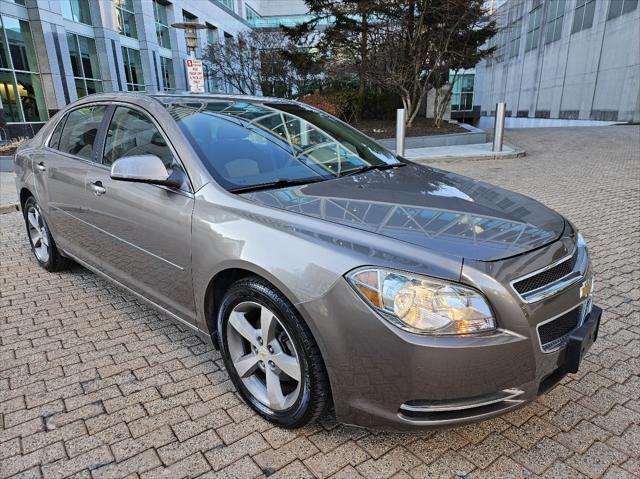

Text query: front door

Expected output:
[82,106,196,322]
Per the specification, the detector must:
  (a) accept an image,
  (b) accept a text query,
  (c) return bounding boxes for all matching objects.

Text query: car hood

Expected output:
[240,164,565,261]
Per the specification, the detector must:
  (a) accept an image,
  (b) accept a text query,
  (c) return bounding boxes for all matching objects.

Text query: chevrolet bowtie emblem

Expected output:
[580,278,593,299]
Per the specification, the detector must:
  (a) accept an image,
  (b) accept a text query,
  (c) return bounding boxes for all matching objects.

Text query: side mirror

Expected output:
[110,155,181,188]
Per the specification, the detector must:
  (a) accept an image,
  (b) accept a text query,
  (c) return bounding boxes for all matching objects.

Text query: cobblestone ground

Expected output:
[1,126,639,479]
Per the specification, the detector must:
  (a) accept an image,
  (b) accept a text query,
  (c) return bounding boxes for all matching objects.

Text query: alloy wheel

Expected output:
[226,301,302,411]
[27,206,50,263]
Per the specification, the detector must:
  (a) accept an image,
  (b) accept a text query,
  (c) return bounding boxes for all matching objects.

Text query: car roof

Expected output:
[66,91,299,107]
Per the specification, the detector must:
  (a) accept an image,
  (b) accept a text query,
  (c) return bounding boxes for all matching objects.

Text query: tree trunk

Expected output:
[356,10,368,122]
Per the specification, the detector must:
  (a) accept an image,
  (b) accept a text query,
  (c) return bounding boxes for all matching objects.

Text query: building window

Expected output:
[450,73,474,112]
[206,24,218,44]
[572,0,596,33]
[546,0,566,43]
[67,33,102,98]
[217,0,234,12]
[493,27,507,63]
[114,0,137,38]
[121,46,144,91]
[61,0,92,26]
[508,19,522,58]
[246,5,261,24]
[160,56,174,91]
[608,0,638,19]
[153,0,171,49]
[0,15,48,123]
[525,6,542,52]
[204,64,219,92]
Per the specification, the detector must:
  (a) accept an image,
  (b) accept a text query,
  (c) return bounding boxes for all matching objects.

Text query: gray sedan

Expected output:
[14,93,601,430]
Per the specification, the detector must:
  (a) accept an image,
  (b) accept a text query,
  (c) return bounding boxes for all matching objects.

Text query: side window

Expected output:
[48,114,67,150]
[103,107,175,170]
[57,106,107,161]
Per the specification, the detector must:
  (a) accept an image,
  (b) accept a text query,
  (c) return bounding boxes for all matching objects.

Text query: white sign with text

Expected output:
[186,59,204,93]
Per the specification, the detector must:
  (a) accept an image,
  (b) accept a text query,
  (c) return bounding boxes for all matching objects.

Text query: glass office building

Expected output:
[0,0,311,138]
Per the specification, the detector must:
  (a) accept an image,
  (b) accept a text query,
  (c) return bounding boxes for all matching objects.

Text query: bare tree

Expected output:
[203,29,320,98]
[366,0,495,127]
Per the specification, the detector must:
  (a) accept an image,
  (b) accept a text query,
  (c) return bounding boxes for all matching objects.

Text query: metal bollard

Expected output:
[493,102,506,152]
[396,109,406,157]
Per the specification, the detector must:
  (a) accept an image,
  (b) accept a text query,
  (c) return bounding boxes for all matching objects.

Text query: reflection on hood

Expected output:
[242,164,564,261]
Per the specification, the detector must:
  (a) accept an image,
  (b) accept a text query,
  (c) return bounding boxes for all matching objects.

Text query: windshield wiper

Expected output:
[341,162,406,177]
[229,177,326,194]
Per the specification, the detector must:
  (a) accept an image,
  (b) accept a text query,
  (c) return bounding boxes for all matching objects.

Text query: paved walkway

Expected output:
[1,126,639,478]
[0,172,17,214]
[404,142,524,162]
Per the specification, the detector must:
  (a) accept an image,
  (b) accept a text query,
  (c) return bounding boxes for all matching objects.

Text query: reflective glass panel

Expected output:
[0,70,21,122]
[14,72,47,121]
[3,16,38,72]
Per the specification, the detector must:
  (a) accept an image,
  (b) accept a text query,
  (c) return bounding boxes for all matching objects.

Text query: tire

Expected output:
[217,276,330,428]
[23,196,72,272]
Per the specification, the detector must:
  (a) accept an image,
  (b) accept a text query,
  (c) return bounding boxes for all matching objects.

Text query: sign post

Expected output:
[186,58,204,93]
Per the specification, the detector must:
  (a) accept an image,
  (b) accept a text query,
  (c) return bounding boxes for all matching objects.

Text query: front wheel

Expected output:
[23,196,72,272]
[217,276,330,428]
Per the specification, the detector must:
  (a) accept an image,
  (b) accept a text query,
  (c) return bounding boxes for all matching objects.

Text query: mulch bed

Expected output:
[351,116,467,139]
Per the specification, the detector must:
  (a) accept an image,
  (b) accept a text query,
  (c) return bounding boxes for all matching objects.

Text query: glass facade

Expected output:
[608,0,639,20]
[115,0,137,38]
[67,33,102,98]
[246,5,260,23]
[546,0,565,44]
[508,19,522,58]
[525,6,542,52]
[572,0,596,33]
[450,74,474,112]
[0,15,47,123]
[153,0,171,49]
[160,56,174,91]
[121,46,144,91]
[61,0,92,26]
[217,0,234,12]
[206,24,218,44]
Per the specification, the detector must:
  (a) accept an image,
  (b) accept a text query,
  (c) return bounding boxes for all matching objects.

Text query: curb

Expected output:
[409,148,526,163]
[0,204,19,214]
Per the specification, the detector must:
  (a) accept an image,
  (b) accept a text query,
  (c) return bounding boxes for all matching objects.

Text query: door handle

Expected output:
[36,162,46,172]
[89,180,106,196]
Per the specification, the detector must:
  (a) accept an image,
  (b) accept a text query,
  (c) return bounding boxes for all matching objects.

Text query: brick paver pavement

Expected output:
[1,126,639,478]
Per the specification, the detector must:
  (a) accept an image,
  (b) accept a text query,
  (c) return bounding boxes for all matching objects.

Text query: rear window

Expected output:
[57,105,107,161]
[166,101,399,191]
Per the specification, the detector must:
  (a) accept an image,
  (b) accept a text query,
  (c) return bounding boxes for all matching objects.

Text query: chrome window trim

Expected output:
[43,100,195,196]
[510,244,585,303]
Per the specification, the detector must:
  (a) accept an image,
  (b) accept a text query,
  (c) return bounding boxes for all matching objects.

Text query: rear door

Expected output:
[37,104,110,268]
[80,105,196,322]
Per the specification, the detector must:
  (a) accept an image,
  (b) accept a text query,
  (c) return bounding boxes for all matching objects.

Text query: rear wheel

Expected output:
[217,276,329,428]
[23,196,72,272]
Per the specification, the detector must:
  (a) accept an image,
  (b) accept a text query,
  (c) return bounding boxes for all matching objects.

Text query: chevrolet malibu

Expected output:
[14,93,600,430]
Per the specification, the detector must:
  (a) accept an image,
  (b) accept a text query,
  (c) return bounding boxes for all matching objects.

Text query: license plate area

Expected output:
[560,305,602,374]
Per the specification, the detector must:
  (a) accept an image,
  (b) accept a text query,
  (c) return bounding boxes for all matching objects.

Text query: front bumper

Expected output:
[298,277,600,431]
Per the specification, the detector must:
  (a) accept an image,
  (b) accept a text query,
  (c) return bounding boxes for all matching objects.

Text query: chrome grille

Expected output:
[513,250,578,295]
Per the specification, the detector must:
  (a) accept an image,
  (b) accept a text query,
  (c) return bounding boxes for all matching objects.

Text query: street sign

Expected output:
[186,59,204,93]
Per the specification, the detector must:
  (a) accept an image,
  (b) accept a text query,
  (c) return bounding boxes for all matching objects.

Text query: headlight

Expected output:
[346,268,495,335]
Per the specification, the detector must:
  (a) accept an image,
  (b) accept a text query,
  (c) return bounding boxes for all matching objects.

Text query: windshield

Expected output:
[165,100,400,191]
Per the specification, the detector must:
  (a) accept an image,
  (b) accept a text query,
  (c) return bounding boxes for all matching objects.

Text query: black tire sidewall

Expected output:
[217,280,316,427]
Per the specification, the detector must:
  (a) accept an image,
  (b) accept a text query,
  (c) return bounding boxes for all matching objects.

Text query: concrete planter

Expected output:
[376,123,486,150]
[0,155,14,172]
